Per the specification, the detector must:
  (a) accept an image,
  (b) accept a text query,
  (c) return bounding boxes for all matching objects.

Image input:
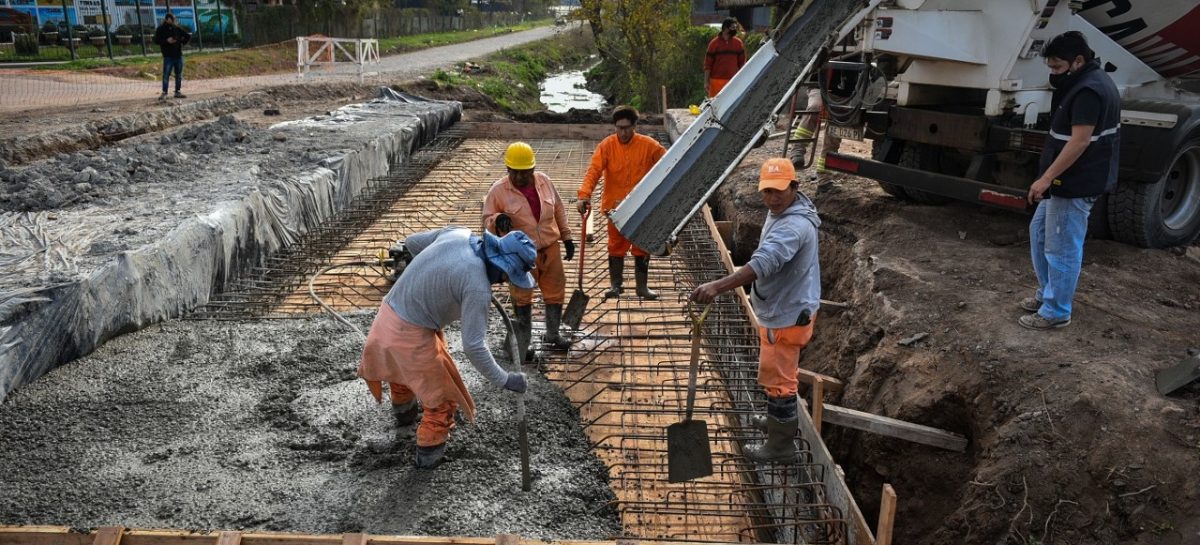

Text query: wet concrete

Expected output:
[0,311,620,538]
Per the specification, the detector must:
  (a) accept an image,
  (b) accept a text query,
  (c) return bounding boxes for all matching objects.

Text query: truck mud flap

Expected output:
[824,152,1032,212]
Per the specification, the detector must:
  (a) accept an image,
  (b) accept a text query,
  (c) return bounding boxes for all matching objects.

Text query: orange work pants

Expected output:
[511,243,567,306]
[359,305,476,447]
[708,78,730,98]
[757,318,816,398]
[607,220,648,257]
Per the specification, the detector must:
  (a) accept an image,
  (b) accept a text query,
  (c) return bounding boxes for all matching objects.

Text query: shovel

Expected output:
[561,208,590,331]
[667,303,714,483]
[491,296,531,492]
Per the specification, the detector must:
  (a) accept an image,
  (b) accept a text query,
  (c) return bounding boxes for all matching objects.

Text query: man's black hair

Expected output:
[1042,31,1094,63]
[721,17,738,32]
[612,105,639,125]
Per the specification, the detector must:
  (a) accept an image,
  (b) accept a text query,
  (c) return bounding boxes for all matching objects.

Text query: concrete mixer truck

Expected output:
[815,0,1200,248]
[610,0,1200,253]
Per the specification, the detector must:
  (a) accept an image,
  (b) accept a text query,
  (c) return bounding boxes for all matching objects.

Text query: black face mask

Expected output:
[1048,71,1071,89]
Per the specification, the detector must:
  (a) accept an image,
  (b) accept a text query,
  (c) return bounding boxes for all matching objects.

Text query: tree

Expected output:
[577,0,692,111]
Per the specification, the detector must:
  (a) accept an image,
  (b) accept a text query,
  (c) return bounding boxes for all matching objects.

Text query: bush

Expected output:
[88,27,106,38]
[41,21,56,33]
[15,32,38,55]
[115,24,133,36]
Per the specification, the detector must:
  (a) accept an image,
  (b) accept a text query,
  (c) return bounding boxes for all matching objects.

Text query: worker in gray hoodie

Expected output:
[359,226,536,469]
[691,157,820,463]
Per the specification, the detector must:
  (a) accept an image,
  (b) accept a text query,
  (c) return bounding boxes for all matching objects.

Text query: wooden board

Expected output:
[821,403,969,452]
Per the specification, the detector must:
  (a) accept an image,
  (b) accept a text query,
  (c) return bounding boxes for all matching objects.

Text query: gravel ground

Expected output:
[0,310,620,539]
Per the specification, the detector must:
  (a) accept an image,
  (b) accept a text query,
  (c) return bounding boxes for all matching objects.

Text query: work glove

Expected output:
[495,213,513,234]
[563,239,575,261]
[576,200,590,216]
[504,372,528,393]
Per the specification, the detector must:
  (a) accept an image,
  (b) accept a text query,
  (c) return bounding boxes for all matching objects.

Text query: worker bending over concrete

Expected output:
[690,158,821,463]
[483,142,576,356]
[577,106,667,300]
[358,227,536,468]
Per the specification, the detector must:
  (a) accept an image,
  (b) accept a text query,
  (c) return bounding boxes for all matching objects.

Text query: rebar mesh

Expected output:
[188,131,848,544]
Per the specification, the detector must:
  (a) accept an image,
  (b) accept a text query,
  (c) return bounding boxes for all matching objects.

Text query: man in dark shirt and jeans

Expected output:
[153,13,190,100]
[1021,31,1120,330]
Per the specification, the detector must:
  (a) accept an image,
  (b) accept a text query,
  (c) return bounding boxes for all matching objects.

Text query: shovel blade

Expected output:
[562,289,590,331]
[667,419,713,483]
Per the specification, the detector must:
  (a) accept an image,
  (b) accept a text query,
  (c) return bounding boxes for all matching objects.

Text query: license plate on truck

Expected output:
[827,124,865,141]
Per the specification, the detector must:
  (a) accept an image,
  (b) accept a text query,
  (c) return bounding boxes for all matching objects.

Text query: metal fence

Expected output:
[0,2,535,63]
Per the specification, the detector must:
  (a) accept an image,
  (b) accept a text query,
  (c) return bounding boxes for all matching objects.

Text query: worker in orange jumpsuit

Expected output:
[577,105,667,300]
[704,17,746,98]
[483,142,576,357]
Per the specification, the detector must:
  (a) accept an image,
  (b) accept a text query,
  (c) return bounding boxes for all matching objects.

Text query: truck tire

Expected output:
[868,137,950,202]
[869,140,909,199]
[1109,138,1200,248]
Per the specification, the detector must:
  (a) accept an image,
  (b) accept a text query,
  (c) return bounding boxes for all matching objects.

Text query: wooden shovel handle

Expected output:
[685,303,712,420]
[576,209,588,290]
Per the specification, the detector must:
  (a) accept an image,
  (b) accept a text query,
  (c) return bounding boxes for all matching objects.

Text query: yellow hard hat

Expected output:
[504,142,536,170]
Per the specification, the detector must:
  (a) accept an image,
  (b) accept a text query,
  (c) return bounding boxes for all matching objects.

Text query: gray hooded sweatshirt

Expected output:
[745,192,821,329]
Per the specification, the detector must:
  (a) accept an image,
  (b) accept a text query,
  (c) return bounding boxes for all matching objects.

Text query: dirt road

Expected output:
[0,26,561,114]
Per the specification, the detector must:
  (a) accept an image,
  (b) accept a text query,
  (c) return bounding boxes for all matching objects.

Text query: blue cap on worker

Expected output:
[482,230,537,289]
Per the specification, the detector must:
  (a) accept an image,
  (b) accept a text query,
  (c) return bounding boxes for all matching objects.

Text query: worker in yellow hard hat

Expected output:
[483,142,576,360]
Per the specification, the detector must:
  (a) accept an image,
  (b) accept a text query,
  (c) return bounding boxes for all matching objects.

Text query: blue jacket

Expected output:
[746,192,822,328]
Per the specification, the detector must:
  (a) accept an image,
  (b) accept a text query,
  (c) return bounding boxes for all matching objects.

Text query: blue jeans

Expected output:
[162,56,183,93]
[1029,195,1096,321]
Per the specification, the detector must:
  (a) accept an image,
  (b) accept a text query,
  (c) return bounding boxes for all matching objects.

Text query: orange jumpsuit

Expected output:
[577,133,666,257]
[482,171,572,305]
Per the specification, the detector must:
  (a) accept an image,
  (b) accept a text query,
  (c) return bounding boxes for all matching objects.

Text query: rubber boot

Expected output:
[604,256,624,299]
[514,304,534,363]
[744,395,799,463]
[391,399,419,426]
[415,443,447,469]
[744,415,799,463]
[634,256,658,300]
[542,304,572,350]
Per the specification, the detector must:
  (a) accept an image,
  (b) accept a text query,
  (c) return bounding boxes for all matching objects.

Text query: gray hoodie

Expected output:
[383,227,509,387]
[745,192,821,329]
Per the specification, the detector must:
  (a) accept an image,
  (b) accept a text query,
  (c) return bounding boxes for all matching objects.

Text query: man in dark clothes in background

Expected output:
[1020,31,1120,330]
[154,13,191,100]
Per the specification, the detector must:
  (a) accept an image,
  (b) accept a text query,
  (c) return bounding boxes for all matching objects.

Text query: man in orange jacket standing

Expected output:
[704,17,746,98]
[577,106,666,300]
[483,142,575,357]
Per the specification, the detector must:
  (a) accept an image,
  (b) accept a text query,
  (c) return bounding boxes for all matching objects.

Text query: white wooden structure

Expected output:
[296,36,380,82]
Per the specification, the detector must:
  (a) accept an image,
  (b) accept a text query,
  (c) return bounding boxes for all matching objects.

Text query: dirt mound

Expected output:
[711,141,1200,544]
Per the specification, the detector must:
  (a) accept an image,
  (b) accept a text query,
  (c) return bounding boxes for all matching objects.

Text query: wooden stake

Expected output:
[811,376,824,434]
[215,532,242,545]
[341,533,368,545]
[877,484,897,545]
[661,85,668,114]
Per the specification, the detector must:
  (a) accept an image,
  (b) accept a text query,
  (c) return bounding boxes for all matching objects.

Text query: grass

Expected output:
[10,19,553,79]
[421,28,597,112]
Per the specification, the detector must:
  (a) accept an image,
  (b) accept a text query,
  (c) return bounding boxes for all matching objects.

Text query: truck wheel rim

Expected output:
[1161,145,1200,232]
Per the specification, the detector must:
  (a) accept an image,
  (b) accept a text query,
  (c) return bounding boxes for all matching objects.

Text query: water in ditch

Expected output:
[540,69,606,113]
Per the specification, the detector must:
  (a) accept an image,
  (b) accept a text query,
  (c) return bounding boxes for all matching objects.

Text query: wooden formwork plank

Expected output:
[821,404,968,452]
[216,532,242,545]
[94,527,124,545]
[460,123,619,141]
[796,398,876,545]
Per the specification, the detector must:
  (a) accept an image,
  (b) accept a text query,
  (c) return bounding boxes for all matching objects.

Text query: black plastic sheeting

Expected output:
[0,91,461,402]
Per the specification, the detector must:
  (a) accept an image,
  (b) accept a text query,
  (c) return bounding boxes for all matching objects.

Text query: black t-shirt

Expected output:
[1069,88,1101,127]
